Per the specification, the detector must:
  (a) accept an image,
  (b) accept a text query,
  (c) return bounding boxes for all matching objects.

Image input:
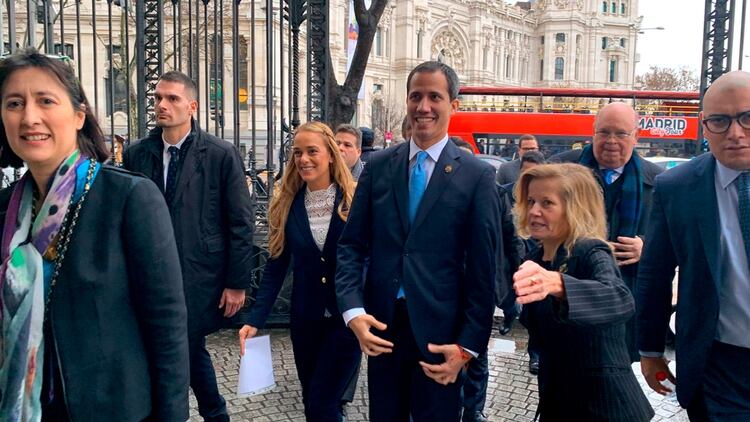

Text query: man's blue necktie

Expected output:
[602,168,617,185]
[738,172,750,264]
[399,151,428,299]
[408,151,429,223]
[165,146,180,205]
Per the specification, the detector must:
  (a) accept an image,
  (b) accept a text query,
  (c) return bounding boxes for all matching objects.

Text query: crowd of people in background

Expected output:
[0,47,749,422]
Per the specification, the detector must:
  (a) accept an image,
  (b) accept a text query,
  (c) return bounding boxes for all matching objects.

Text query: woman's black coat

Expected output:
[522,238,653,422]
[0,166,190,421]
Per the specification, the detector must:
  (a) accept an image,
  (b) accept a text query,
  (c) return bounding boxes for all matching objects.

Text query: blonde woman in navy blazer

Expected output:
[239,122,360,422]
[512,163,653,421]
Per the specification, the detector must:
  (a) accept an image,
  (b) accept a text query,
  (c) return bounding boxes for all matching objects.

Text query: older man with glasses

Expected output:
[551,102,663,362]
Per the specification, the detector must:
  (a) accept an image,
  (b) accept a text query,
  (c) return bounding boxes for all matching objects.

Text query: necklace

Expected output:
[44,158,97,318]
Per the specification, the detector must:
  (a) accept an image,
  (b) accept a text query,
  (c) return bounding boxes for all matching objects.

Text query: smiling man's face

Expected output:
[406,70,459,149]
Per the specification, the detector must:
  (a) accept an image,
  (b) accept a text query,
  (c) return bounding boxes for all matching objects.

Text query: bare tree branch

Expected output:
[326,0,389,128]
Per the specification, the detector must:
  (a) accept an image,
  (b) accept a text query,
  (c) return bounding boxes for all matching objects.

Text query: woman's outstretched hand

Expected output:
[513,260,565,304]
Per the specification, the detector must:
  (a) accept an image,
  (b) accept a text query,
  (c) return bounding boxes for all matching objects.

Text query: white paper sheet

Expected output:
[488,338,516,354]
[237,335,276,397]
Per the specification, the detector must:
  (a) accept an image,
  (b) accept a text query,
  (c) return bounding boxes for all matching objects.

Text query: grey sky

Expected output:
[637,0,750,75]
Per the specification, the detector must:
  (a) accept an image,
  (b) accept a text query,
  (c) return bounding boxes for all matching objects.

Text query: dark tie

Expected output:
[738,172,750,264]
[165,145,180,204]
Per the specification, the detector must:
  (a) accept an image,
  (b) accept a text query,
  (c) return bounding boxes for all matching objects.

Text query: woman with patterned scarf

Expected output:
[0,49,190,421]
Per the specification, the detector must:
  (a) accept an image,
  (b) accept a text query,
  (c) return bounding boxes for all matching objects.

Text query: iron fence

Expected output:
[0,0,329,323]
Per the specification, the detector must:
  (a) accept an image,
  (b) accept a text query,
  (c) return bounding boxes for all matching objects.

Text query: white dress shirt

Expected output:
[162,130,191,187]
[342,136,449,327]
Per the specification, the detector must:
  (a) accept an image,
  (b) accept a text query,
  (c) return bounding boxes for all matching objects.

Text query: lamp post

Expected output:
[631,23,665,85]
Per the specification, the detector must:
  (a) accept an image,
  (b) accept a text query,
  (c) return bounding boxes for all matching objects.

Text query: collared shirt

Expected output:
[713,161,750,348]
[342,135,477,357]
[598,164,625,183]
[162,130,191,186]
[408,135,450,186]
[342,136,451,326]
[641,161,750,358]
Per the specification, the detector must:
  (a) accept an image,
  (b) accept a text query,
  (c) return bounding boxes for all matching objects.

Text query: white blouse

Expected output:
[304,184,336,251]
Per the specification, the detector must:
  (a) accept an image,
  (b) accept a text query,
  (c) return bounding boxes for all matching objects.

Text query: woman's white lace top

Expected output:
[304,184,336,251]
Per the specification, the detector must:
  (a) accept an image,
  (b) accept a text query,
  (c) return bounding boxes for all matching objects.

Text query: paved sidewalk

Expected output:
[193,318,687,421]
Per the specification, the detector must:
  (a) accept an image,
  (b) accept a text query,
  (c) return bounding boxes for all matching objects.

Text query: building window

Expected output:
[505,55,511,78]
[602,1,607,13]
[575,58,580,80]
[105,42,128,117]
[555,57,564,80]
[483,47,489,70]
[602,37,608,49]
[556,33,566,43]
[611,2,616,13]
[374,28,383,56]
[609,58,617,82]
[54,42,74,59]
[107,44,122,58]
[540,35,545,45]
[620,38,626,48]
[540,59,544,80]
[373,83,383,93]
[621,2,626,14]
[417,30,423,58]
[371,98,384,129]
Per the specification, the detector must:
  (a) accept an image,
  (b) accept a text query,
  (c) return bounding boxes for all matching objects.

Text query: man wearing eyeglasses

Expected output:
[636,71,750,421]
[551,102,663,362]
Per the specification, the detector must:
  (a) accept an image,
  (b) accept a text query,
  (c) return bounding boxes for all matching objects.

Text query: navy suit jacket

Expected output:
[336,141,500,358]
[636,153,721,406]
[247,186,345,329]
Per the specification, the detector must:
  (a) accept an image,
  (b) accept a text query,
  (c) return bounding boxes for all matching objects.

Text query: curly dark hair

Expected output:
[0,47,110,168]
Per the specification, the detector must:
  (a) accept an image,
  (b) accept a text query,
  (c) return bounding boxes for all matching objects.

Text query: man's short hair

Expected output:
[360,127,375,148]
[159,71,198,100]
[521,150,546,166]
[406,61,460,101]
[334,124,362,148]
[518,134,537,146]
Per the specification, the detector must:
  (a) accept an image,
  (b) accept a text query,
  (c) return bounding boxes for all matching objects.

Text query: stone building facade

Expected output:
[338,0,641,139]
[2,0,640,152]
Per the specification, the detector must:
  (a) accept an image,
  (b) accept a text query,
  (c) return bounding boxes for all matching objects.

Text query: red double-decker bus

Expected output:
[448,86,700,159]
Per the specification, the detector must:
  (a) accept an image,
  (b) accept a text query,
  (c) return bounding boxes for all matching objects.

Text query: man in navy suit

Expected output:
[336,61,500,422]
[637,70,750,420]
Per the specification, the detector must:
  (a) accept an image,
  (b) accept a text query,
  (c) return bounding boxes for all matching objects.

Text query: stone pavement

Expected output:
[193,317,688,421]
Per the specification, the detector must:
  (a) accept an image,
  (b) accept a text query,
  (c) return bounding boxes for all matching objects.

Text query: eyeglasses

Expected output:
[702,110,750,134]
[594,129,636,140]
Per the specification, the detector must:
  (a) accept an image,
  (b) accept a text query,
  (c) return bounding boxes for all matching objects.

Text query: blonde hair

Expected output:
[267,121,356,258]
[513,163,607,256]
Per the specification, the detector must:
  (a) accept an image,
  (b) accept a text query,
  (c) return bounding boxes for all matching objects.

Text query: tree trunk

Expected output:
[326,0,389,128]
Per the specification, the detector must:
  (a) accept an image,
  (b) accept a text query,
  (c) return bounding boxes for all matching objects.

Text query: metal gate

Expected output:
[0,0,330,324]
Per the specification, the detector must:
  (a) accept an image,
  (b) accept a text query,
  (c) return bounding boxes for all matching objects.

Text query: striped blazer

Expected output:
[522,238,654,422]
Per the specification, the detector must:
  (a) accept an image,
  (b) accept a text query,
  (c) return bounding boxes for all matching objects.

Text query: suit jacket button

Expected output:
[322,277,327,284]
[321,257,325,262]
